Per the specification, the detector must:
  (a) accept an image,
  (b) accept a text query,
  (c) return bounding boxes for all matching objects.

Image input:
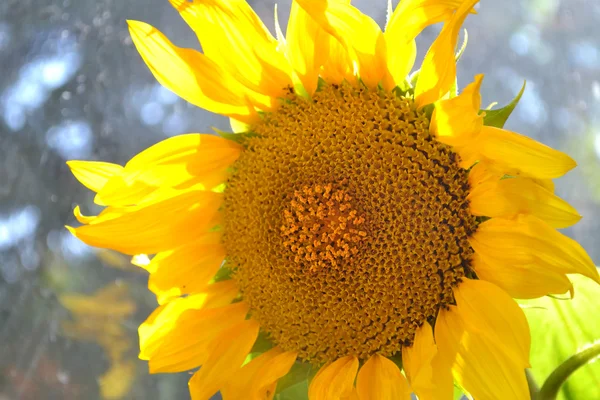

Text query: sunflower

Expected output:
[66,0,600,399]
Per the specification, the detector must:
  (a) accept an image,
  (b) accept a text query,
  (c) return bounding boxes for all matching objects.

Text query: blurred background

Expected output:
[1,0,599,399]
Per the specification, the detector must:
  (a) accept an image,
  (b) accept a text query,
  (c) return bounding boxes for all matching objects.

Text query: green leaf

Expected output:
[538,341,600,400]
[520,271,600,400]
[482,81,526,128]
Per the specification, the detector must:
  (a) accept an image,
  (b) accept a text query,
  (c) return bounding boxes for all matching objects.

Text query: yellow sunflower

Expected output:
[66,0,600,399]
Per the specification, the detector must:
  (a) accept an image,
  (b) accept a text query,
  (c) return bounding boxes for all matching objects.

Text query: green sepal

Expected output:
[422,103,435,120]
[409,69,420,88]
[250,330,275,354]
[455,29,469,64]
[213,127,258,144]
[393,85,413,99]
[274,361,317,399]
[293,82,312,101]
[448,29,469,99]
[482,81,526,129]
[212,263,233,282]
[388,352,403,370]
[316,77,328,92]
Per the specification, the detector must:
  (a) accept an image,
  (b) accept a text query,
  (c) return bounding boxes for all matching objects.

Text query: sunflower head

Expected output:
[67,0,599,399]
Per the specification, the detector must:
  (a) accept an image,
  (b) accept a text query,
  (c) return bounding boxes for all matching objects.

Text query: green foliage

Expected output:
[482,81,526,128]
[521,271,600,400]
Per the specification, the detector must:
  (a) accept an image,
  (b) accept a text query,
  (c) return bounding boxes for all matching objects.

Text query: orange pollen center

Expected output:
[280,184,367,272]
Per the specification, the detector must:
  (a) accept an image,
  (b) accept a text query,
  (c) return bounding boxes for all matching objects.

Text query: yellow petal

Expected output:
[95,134,241,207]
[467,161,503,187]
[168,0,291,101]
[308,355,359,400]
[388,0,471,42]
[295,0,390,89]
[468,177,581,228]
[356,354,410,400]
[385,0,471,86]
[435,306,530,400]
[286,1,330,96]
[73,205,97,224]
[188,319,260,400]
[469,126,577,179]
[147,232,224,304]
[69,190,222,255]
[384,39,416,89]
[431,74,484,147]
[320,33,354,85]
[138,280,239,360]
[127,20,257,121]
[472,253,574,299]
[470,215,600,284]
[453,279,531,367]
[67,161,123,193]
[532,178,554,192]
[415,0,480,107]
[402,323,454,400]
[149,302,249,373]
[402,324,436,396]
[221,346,298,400]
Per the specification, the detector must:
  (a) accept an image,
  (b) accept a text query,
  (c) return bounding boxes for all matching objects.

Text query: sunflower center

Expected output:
[222,83,478,364]
[280,183,367,272]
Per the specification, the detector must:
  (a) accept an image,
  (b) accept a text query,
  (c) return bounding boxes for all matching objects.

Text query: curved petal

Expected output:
[95,134,241,207]
[127,20,258,121]
[468,177,581,228]
[308,355,359,400]
[469,215,600,284]
[67,161,123,193]
[320,33,354,85]
[388,0,472,42]
[221,346,298,400]
[415,0,480,107]
[472,253,574,299]
[188,319,260,400]
[148,302,249,373]
[385,0,472,86]
[356,354,410,400]
[453,279,531,367]
[467,161,503,187]
[68,190,222,255]
[402,324,435,397]
[402,323,454,400]
[168,0,292,100]
[295,0,390,89]
[286,1,330,96]
[435,306,530,400]
[430,74,484,148]
[138,280,239,360]
[468,126,576,179]
[147,232,224,304]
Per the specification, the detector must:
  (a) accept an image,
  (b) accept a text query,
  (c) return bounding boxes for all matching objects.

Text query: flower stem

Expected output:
[538,341,600,400]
